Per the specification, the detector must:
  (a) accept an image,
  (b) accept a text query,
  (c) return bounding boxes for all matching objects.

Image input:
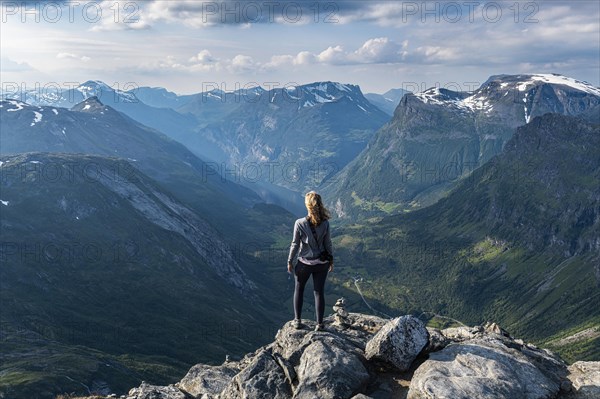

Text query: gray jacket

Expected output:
[288,217,333,264]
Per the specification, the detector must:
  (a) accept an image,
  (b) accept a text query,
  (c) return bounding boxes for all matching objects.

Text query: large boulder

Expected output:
[219,349,292,399]
[176,363,238,398]
[408,338,562,399]
[294,333,370,399]
[365,316,429,371]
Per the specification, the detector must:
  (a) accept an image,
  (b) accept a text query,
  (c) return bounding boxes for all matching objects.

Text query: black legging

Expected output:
[294,260,329,323]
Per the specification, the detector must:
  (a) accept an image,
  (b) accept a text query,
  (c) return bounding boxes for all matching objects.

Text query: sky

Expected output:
[1,0,599,95]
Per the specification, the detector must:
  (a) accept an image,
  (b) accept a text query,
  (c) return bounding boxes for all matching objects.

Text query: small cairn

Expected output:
[333,298,349,328]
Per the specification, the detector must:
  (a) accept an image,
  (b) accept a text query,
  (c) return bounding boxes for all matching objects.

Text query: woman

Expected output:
[287,191,334,331]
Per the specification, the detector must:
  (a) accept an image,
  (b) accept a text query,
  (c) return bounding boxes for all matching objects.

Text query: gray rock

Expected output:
[408,338,561,399]
[351,395,374,399]
[424,327,449,353]
[176,363,238,398]
[127,382,190,399]
[519,343,569,387]
[219,349,292,399]
[442,325,482,342]
[365,316,429,371]
[294,333,370,399]
[273,322,318,364]
[561,361,600,399]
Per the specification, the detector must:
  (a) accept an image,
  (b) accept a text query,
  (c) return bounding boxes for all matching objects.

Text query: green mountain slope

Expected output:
[0,153,299,398]
[331,113,600,361]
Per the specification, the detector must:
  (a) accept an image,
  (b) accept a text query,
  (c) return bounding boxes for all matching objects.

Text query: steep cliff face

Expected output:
[324,74,600,220]
[91,309,599,399]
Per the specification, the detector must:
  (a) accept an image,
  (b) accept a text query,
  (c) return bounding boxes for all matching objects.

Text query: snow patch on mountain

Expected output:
[357,104,368,113]
[461,94,494,113]
[206,92,222,100]
[5,100,25,112]
[516,74,600,96]
[523,94,531,123]
[31,111,43,126]
[415,88,489,113]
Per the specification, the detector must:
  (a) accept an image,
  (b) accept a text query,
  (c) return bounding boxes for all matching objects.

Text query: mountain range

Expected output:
[323,74,600,220]
[1,81,395,211]
[1,73,599,398]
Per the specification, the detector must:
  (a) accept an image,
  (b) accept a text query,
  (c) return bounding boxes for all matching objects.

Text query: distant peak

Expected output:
[79,80,112,91]
[71,96,107,112]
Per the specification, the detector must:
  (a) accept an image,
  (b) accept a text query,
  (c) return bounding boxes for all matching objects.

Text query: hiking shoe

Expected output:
[315,323,325,332]
[293,319,303,329]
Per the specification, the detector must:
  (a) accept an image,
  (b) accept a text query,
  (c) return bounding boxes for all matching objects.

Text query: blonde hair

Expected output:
[305,191,330,226]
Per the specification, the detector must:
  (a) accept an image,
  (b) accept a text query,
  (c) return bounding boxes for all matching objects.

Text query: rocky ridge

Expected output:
[84,302,599,399]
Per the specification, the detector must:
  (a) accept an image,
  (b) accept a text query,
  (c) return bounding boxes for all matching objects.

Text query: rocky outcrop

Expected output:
[115,309,598,399]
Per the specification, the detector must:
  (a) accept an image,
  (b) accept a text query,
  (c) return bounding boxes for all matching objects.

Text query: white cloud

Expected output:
[294,51,317,65]
[413,46,458,62]
[190,50,217,65]
[139,52,262,74]
[56,53,91,62]
[317,45,348,65]
[229,55,258,72]
[352,37,408,63]
[264,37,409,68]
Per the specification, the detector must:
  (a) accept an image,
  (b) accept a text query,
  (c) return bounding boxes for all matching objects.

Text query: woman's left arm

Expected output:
[287,220,301,273]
